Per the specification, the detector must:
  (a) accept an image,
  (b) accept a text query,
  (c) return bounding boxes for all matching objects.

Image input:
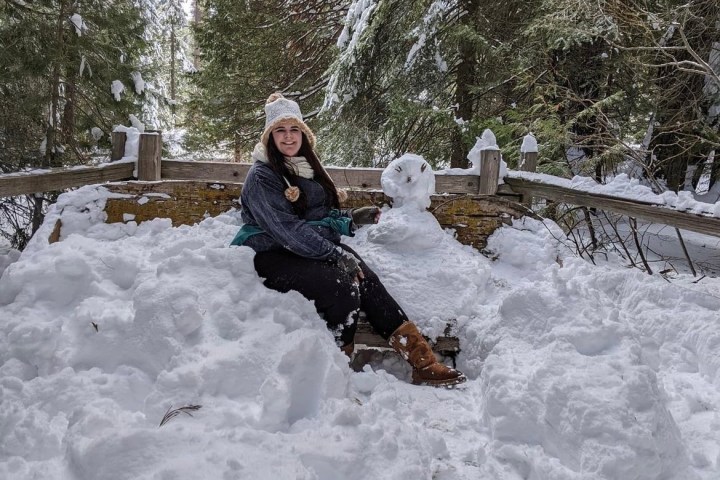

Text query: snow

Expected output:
[112,125,141,162]
[79,56,88,77]
[439,130,508,183]
[1,163,720,479]
[521,133,538,153]
[90,127,103,141]
[128,114,145,133]
[336,0,377,51]
[508,171,720,218]
[69,14,86,37]
[380,154,435,209]
[111,80,125,102]
[130,72,145,95]
[324,0,378,110]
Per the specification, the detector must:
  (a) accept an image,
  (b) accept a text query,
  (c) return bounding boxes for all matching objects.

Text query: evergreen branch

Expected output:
[3,0,56,16]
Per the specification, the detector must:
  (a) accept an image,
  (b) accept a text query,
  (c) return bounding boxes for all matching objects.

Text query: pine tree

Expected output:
[0,0,152,249]
[642,0,720,192]
[142,0,195,134]
[322,0,541,168]
[187,0,345,158]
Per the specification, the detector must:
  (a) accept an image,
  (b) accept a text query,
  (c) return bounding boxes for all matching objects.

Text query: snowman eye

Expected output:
[421,163,427,172]
[395,166,403,173]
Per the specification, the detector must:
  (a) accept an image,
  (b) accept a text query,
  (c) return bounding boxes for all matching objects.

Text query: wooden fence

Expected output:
[2,130,720,238]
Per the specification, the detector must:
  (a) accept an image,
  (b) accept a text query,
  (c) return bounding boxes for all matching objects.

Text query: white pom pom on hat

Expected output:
[261,92,316,149]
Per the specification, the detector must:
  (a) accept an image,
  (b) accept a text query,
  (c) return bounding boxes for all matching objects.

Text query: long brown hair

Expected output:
[266,132,340,215]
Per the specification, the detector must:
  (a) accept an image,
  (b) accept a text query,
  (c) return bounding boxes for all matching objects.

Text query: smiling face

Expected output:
[271,121,303,157]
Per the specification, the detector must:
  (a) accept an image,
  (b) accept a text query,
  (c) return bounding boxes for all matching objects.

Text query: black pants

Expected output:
[253,244,408,346]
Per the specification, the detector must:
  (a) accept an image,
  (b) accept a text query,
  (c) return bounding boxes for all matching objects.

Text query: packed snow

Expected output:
[440,130,509,181]
[1,158,720,479]
[521,133,538,153]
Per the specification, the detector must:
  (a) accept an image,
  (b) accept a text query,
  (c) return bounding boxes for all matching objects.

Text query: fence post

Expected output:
[519,134,539,206]
[137,132,162,181]
[111,131,126,161]
[478,149,501,195]
[519,151,538,173]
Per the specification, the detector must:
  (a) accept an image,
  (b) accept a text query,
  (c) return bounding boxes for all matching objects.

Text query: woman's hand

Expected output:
[351,207,381,226]
[336,250,364,283]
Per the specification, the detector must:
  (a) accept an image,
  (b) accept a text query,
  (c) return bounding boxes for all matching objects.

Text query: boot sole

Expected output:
[412,374,467,388]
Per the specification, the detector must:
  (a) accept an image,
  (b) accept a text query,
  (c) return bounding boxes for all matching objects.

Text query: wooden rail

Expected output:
[0,163,134,197]
[504,177,720,238]
[161,160,482,194]
[1,131,495,197]
[2,131,720,239]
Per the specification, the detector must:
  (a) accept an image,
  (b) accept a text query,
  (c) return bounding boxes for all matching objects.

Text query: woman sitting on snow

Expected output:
[231,92,465,387]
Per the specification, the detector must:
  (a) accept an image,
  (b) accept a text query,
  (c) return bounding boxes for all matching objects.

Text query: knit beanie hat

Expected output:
[261,92,317,149]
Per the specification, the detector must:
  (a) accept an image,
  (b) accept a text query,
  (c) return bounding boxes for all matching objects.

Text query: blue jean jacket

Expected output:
[237,161,352,263]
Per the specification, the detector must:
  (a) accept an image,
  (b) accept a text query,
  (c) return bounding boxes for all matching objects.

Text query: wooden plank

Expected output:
[162,160,481,194]
[519,151,538,172]
[137,133,162,181]
[354,318,460,355]
[0,163,135,197]
[161,160,252,182]
[327,166,382,189]
[435,174,480,194]
[478,149,501,195]
[504,177,720,238]
[111,132,126,161]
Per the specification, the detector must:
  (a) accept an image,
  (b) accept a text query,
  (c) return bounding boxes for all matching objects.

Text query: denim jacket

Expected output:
[239,159,349,263]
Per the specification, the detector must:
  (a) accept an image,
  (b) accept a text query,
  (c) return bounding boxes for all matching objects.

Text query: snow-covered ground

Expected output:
[1,171,720,478]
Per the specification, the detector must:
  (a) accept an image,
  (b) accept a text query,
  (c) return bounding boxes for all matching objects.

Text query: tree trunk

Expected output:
[649,1,718,192]
[30,195,44,237]
[193,0,203,70]
[450,0,479,168]
[170,21,177,116]
[62,76,76,151]
[45,0,69,168]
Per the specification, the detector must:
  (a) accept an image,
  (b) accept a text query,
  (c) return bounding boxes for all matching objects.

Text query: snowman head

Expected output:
[381,154,435,210]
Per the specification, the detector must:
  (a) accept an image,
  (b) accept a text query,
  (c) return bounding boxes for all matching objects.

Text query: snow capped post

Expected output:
[476,129,501,195]
[519,133,539,206]
[137,132,162,181]
[519,133,538,172]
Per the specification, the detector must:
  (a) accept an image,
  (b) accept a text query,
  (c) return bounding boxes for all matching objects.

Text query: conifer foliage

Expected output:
[187,0,346,156]
[0,0,151,248]
[0,0,718,249]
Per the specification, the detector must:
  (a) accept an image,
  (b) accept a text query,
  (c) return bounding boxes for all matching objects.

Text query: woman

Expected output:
[232,93,465,387]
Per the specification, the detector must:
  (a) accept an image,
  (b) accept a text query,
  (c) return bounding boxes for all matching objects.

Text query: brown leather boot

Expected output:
[388,322,466,387]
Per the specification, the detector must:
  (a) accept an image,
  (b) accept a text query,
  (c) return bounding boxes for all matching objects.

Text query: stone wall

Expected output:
[101,181,535,250]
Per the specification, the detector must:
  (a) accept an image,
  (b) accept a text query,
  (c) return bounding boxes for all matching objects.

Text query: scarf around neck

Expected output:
[252,143,314,179]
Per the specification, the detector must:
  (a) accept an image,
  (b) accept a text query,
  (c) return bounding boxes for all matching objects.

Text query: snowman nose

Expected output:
[406,176,412,183]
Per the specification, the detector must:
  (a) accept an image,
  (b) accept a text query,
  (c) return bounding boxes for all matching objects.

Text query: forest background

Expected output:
[1,0,718,252]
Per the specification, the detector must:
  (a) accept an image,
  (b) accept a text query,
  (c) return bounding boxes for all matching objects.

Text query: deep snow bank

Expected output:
[0,184,719,479]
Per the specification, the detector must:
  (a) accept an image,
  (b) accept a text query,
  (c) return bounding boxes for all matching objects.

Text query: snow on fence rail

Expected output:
[2,130,720,238]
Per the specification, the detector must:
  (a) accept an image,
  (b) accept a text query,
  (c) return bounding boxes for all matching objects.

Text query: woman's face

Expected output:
[271,121,303,157]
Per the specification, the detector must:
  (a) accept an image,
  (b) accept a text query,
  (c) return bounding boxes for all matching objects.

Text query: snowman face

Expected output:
[381,154,435,209]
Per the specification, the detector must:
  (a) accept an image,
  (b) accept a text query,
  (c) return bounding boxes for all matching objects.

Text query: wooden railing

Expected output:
[2,131,720,238]
[504,177,720,237]
[0,163,135,197]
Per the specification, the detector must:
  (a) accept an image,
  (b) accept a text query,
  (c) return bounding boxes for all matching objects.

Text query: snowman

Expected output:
[366,154,447,251]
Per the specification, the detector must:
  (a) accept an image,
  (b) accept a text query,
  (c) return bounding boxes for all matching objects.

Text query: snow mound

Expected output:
[0,186,719,479]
